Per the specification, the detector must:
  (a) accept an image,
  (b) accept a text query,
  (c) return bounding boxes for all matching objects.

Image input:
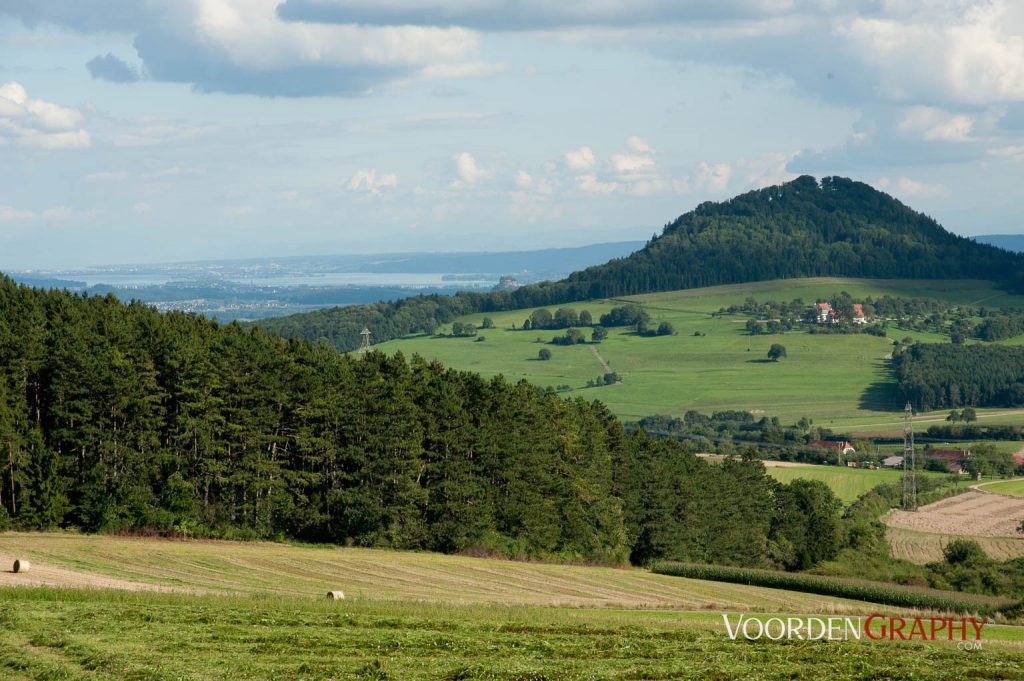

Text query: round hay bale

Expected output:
[326,590,345,600]
[13,559,30,573]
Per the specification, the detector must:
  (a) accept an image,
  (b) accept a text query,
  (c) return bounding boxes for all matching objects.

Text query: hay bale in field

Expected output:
[325,590,345,600]
[13,559,30,573]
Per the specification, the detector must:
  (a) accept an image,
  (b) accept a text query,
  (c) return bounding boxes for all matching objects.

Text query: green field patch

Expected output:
[977,478,1024,497]
[2,587,1023,680]
[763,464,916,504]
[373,278,1024,430]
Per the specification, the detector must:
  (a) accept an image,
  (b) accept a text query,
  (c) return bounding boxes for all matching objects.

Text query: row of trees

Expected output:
[0,275,845,569]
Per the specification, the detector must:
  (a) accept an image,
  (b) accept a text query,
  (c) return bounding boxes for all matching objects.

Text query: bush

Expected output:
[538,348,551,361]
[0,505,9,532]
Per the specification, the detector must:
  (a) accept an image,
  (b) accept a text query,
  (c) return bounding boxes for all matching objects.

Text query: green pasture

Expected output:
[978,478,1024,497]
[3,588,1024,681]
[374,278,1024,429]
[763,464,914,504]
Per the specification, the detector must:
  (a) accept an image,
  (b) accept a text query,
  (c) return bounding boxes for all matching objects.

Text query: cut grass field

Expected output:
[0,533,892,613]
[3,533,1024,680]
[5,588,1024,681]
[883,489,1024,563]
[887,526,1024,564]
[373,277,1024,431]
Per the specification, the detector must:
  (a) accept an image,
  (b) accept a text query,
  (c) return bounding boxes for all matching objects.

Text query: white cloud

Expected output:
[610,154,655,175]
[86,170,130,182]
[694,162,732,193]
[839,2,1024,106]
[626,135,654,153]
[3,0,485,97]
[346,168,399,195]
[987,144,1024,160]
[564,146,596,171]
[0,81,90,149]
[40,206,75,221]
[451,152,490,187]
[419,61,510,79]
[899,106,976,142]
[0,203,35,221]
[134,201,153,213]
[736,152,797,188]
[112,124,217,147]
[876,176,948,199]
[576,174,618,194]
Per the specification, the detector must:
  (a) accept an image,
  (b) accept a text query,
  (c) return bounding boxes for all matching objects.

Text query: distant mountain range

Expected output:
[975,234,1024,253]
[256,175,1024,352]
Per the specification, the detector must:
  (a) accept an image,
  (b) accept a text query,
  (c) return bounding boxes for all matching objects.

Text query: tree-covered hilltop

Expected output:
[254,175,1024,352]
[0,274,843,568]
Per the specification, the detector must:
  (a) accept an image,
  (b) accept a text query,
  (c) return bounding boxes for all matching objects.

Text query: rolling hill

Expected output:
[255,175,1024,352]
[372,277,1024,428]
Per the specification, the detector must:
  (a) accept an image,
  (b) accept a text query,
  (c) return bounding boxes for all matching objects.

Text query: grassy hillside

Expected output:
[374,277,1024,429]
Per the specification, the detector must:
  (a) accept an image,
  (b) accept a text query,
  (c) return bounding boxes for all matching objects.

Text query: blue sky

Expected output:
[1,0,1023,269]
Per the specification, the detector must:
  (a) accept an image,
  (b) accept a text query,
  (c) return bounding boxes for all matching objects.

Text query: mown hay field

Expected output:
[4,587,1024,681]
[0,533,888,613]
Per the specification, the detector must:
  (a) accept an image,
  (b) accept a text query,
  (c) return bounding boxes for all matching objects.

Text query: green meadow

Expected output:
[5,588,1024,680]
[4,533,1024,680]
[763,464,928,504]
[374,278,1024,430]
[978,478,1024,497]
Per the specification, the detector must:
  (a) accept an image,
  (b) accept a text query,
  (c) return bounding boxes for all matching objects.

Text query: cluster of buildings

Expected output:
[815,302,868,325]
[882,448,972,474]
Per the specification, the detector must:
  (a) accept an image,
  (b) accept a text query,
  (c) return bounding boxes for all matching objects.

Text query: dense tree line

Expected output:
[1,275,846,569]
[894,344,1024,411]
[254,176,1024,352]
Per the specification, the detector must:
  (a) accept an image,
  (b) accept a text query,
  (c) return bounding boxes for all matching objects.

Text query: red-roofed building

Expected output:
[926,447,971,474]
[809,439,856,456]
[816,302,833,324]
[852,303,867,324]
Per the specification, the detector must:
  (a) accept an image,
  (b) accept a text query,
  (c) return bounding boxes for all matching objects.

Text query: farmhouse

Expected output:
[925,447,971,474]
[809,439,856,456]
[813,302,868,325]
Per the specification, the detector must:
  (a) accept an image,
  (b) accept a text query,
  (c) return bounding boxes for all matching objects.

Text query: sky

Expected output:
[1,1,1024,269]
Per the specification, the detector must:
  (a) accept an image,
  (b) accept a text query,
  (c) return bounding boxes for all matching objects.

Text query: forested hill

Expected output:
[255,175,1024,352]
[0,273,841,568]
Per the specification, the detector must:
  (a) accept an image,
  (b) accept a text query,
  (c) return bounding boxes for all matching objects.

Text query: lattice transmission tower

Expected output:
[360,327,372,351]
[902,402,917,511]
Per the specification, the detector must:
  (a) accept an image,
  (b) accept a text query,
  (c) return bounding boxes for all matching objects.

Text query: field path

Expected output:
[590,345,619,381]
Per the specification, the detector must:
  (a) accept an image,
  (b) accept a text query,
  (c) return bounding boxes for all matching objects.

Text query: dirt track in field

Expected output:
[884,490,1024,537]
